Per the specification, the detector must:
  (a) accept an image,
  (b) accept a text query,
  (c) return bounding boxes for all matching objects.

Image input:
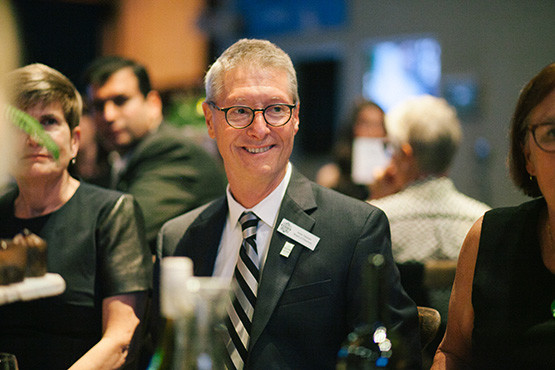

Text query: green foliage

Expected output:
[4,104,60,159]
[165,93,206,128]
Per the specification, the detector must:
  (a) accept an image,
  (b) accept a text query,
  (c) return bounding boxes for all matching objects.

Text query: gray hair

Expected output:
[204,39,299,103]
[386,95,461,175]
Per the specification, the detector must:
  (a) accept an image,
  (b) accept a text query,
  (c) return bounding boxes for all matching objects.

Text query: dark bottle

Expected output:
[337,253,393,369]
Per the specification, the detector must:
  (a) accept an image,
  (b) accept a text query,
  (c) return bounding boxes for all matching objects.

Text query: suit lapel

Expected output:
[173,170,319,349]
[175,197,227,276]
[249,169,317,348]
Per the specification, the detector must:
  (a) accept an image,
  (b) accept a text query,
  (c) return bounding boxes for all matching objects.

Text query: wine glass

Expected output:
[0,353,18,370]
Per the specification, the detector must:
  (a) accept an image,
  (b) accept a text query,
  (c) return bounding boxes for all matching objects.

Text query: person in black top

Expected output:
[433,63,555,369]
[0,63,152,369]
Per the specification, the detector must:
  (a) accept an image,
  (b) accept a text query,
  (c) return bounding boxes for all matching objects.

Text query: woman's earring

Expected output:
[70,157,76,165]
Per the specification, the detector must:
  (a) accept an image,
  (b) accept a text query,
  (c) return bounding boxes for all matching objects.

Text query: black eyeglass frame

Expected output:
[207,101,297,129]
[528,123,555,153]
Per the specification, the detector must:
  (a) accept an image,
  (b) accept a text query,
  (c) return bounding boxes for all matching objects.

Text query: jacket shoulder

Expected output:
[158,198,223,257]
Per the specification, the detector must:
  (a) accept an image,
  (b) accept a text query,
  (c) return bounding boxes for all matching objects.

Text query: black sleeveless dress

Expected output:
[472,198,555,369]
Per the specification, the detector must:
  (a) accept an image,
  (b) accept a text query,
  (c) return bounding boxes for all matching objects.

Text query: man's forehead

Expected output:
[224,65,285,81]
[89,67,139,96]
[219,67,291,101]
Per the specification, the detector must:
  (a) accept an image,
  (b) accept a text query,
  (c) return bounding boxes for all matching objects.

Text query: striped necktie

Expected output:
[225,211,260,369]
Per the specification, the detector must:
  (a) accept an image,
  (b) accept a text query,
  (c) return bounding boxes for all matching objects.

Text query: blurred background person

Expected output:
[369,95,490,363]
[72,100,110,187]
[316,98,389,200]
[433,63,555,369]
[83,56,227,252]
[0,63,152,370]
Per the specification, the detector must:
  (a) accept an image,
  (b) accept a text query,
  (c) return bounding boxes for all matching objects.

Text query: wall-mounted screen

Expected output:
[237,0,347,38]
[362,37,441,112]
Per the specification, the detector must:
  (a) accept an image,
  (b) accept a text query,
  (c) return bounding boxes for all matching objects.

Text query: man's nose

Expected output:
[245,111,270,139]
[249,110,270,130]
[102,100,118,122]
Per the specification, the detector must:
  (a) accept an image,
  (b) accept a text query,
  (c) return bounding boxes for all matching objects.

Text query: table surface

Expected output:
[0,273,66,306]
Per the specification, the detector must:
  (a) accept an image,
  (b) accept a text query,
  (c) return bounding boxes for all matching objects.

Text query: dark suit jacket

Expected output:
[159,168,421,369]
[116,122,227,251]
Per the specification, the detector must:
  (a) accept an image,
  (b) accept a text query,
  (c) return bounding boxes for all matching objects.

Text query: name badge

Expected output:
[280,242,295,258]
[277,218,319,251]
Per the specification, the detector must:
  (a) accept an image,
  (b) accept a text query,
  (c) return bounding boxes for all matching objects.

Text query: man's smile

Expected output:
[244,145,273,154]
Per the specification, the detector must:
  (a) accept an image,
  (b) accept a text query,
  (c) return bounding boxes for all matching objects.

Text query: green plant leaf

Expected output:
[4,104,60,160]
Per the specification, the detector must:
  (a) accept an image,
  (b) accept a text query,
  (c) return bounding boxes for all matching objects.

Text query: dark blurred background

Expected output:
[9,0,555,208]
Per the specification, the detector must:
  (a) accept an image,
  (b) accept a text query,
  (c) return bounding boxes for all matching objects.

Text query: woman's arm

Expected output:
[431,216,483,369]
[69,292,147,370]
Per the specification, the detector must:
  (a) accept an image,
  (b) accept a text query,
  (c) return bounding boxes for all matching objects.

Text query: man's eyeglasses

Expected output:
[208,101,297,129]
[529,122,555,153]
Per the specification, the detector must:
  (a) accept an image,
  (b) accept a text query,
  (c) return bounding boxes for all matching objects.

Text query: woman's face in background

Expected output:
[353,105,386,138]
[12,102,80,182]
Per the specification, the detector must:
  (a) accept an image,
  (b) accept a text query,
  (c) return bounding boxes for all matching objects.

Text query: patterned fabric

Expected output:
[225,211,260,369]
[370,176,490,263]
[370,177,490,318]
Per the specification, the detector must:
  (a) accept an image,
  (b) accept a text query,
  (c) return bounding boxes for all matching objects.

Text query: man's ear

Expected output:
[400,142,413,158]
[146,90,163,115]
[291,101,300,135]
[202,101,216,139]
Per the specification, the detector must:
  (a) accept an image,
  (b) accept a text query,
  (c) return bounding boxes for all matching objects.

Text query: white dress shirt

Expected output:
[213,163,292,281]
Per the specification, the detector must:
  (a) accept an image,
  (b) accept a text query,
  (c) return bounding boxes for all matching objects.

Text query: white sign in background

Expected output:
[351,137,392,185]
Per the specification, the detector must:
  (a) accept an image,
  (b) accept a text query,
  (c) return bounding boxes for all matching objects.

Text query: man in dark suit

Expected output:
[83,56,227,251]
[159,39,420,369]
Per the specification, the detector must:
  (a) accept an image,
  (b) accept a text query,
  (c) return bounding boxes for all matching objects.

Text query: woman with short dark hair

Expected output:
[432,63,555,369]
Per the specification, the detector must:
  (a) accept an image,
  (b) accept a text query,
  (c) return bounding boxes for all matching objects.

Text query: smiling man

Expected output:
[159,39,421,369]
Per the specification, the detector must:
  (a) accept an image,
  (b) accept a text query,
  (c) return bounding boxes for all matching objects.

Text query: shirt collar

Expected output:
[226,162,292,229]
